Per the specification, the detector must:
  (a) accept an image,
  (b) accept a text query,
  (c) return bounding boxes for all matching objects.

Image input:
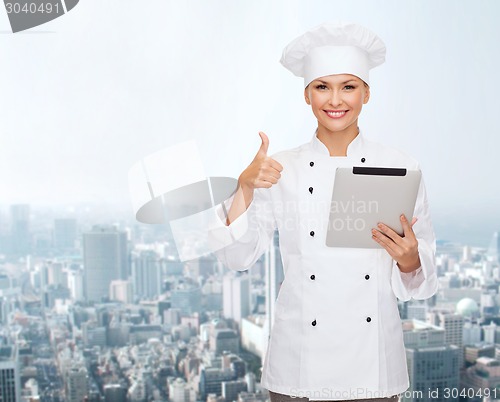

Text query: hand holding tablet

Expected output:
[372,214,422,272]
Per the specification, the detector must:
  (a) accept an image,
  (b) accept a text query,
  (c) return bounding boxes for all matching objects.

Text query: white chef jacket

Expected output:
[208,130,439,401]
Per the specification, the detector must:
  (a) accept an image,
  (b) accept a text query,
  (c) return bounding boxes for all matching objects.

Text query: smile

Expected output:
[324,110,347,118]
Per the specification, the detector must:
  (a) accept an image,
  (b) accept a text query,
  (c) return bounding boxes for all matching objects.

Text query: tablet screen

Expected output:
[325,167,421,248]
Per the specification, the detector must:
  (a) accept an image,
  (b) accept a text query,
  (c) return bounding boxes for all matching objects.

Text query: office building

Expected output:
[462,357,500,400]
[223,272,251,325]
[66,365,88,402]
[168,377,191,402]
[487,231,500,263]
[407,302,427,321]
[464,343,495,365]
[131,250,162,299]
[428,309,465,368]
[171,283,202,315]
[199,367,237,401]
[82,323,107,348]
[83,225,128,302]
[47,261,66,287]
[241,315,268,358]
[210,328,239,354]
[10,204,30,256]
[109,280,133,304]
[67,267,84,302]
[0,345,21,402]
[402,320,460,402]
[463,321,481,346]
[222,380,247,402]
[104,384,127,402]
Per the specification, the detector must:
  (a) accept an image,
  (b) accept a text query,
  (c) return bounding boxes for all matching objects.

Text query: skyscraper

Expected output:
[66,365,88,402]
[223,272,251,325]
[487,231,500,263]
[428,310,465,369]
[402,320,460,402]
[47,261,66,287]
[131,250,162,299]
[171,283,202,315]
[10,204,30,256]
[83,225,128,303]
[67,267,84,302]
[0,345,21,402]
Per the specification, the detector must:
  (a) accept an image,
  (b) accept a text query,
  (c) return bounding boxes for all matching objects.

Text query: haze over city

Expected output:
[1,1,499,242]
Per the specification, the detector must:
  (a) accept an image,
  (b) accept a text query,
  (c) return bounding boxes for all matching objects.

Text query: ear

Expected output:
[363,85,370,104]
[304,86,311,105]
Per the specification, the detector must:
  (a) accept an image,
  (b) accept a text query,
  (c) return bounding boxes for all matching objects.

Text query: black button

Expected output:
[366,317,371,322]
[365,275,370,280]
[310,231,315,237]
[312,320,316,326]
[361,157,366,163]
[310,161,314,167]
[309,187,313,194]
[310,274,315,280]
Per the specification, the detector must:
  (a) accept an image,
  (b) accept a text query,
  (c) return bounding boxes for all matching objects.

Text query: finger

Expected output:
[410,217,418,227]
[257,131,269,156]
[268,158,284,172]
[400,214,415,237]
[261,174,279,184]
[266,164,283,179]
[372,229,398,257]
[376,222,403,246]
[262,168,281,181]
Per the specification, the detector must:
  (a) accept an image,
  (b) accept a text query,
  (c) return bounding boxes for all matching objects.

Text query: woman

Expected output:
[209,22,438,402]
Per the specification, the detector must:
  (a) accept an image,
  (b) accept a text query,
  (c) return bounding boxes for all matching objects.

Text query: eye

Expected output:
[344,85,356,90]
[315,84,328,90]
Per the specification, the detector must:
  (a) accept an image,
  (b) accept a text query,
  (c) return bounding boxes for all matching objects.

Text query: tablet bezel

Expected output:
[325,167,422,249]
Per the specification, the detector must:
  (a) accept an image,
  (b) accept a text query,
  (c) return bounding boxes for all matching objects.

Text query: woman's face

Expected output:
[304,74,370,136]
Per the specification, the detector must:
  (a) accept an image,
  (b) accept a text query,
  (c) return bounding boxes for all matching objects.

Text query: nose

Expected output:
[329,90,342,107]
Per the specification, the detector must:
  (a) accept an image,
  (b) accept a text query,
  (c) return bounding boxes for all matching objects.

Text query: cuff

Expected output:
[391,240,438,301]
[207,192,257,253]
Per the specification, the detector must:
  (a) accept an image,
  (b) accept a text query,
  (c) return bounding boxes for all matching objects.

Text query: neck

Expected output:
[316,124,360,156]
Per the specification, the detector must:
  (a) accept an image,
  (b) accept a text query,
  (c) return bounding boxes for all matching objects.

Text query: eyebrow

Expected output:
[316,79,357,85]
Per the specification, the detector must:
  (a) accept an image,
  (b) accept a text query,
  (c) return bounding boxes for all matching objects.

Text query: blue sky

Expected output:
[1,0,499,245]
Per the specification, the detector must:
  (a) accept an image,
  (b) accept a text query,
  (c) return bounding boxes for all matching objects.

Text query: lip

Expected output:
[323,110,348,119]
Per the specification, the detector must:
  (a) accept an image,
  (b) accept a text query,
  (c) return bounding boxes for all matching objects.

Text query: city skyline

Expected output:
[0,201,497,249]
[1,202,499,401]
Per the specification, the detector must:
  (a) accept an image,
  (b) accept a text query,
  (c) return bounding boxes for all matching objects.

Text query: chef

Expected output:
[208,21,438,402]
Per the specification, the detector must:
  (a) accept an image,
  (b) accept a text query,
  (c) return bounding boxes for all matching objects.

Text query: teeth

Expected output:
[326,111,346,117]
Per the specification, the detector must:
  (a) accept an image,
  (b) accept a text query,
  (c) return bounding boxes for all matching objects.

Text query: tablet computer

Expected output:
[325,167,421,248]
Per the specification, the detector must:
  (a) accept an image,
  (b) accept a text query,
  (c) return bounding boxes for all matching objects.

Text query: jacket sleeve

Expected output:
[391,172,439,301]
[207,185,277,271]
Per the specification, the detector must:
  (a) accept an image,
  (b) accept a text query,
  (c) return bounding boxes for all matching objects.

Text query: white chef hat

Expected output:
[280,21,386,88]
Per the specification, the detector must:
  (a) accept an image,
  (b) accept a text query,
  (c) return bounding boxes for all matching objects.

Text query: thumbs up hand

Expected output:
[238,132,284,191]
[225,132,283,225]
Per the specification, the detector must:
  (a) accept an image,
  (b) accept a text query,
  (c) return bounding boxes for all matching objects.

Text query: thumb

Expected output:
[256,131,269,156]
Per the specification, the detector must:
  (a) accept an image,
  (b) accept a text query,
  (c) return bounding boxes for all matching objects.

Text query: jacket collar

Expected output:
[309,128,365,157]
